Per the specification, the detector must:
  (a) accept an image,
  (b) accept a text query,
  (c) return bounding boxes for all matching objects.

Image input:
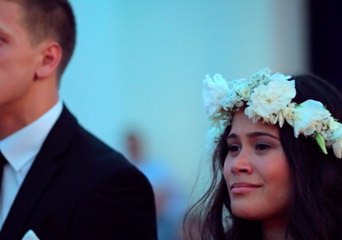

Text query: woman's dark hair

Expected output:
[184,74,342,240]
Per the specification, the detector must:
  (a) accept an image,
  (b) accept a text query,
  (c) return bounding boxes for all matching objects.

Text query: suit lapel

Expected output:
[0,106,79,240]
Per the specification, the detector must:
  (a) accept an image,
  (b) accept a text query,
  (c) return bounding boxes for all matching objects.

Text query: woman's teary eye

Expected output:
[255,143,271,151]
[227,144,240,152]
[0,37,6,46]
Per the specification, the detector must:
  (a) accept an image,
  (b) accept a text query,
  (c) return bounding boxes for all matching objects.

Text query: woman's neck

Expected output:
[262,218,291,240]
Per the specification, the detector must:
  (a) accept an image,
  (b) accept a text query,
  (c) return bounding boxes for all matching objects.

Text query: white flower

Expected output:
[232,78,250,100]
[283,103,297,125]
[250,68,271,85]
[245,79,296,122]
[221,84,238,111]
[202,68,342,159]
[269,72,292,82]
[203,74,229,117]
[328,120,342,141]
[332,139,342,159]
[292,100,331,137]
[326,120,342,158]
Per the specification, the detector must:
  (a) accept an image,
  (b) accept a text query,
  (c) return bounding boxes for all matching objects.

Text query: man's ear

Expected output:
[35,41,62,79]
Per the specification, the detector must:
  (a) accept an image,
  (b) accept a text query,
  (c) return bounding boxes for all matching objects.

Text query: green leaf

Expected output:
[315,133,328,154]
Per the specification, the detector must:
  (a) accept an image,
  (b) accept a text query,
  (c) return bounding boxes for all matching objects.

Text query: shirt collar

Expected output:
[0,101,63,171]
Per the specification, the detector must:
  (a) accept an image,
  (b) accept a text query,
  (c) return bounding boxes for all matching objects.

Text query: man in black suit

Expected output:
[0,0,157,239]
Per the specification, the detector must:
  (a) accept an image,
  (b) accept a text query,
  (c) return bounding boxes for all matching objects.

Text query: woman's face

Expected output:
[223,110,291,225]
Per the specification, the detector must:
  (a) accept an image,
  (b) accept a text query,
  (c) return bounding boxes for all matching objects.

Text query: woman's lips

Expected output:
[230,182,261,194]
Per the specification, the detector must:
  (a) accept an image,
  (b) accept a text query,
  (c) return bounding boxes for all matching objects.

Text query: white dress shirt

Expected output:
[0,101,63,229]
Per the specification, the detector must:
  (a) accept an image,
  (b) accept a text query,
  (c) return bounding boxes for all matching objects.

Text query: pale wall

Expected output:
[61,0,308,201]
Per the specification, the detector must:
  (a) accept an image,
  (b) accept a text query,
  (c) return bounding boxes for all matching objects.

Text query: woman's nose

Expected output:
[229,149,253,175]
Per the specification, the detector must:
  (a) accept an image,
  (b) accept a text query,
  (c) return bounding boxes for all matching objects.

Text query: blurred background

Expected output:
[61,0,340,238]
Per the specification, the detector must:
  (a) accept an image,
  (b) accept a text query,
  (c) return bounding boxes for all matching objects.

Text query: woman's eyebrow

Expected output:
[247,131,279,140]
[227,132,279,140]
[227,133,238,140]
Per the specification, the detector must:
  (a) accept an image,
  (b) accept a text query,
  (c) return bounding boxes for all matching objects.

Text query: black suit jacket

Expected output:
[0,106,157,240]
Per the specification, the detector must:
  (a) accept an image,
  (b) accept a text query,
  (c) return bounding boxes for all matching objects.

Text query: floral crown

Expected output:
[203,68,342,159]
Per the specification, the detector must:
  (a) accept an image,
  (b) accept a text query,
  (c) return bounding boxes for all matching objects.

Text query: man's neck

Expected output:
[0,97,59,140]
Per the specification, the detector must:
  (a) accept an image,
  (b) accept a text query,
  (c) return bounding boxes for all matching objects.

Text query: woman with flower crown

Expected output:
[185,69,342,240]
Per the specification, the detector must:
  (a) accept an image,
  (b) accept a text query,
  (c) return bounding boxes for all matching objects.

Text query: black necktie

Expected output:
[0,152,7,191]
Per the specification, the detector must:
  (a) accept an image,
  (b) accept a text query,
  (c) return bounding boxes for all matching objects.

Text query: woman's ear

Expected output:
[35,41,62,79]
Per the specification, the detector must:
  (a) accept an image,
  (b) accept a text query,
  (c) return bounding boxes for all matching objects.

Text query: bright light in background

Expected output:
[61,0,308,202]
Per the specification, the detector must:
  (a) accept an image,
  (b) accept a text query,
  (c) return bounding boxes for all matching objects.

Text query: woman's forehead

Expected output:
[230,110,279,136]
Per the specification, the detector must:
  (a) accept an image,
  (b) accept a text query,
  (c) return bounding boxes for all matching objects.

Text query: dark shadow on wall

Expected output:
[309,0,342,91]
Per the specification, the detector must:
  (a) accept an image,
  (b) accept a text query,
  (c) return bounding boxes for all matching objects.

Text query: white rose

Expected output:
[292,100,331,137]
[203,74,229,116]
[245,79,296,121]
